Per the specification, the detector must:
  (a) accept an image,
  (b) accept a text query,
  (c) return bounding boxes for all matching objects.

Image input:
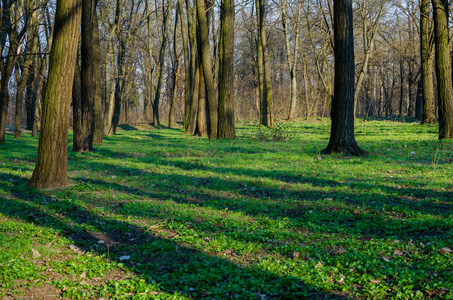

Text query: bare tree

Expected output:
[323,0,365,155]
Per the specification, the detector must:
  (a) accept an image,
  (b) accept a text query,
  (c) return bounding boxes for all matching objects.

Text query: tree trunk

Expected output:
[196,0,217,139]
[282,0,300,121]
[93,7,103,144]
[196,65,208,137]
[399,58,404,118]
[153,0,172,127]
[72,59,83,149]
[322,0,365,155]
[259,0,273,127]
[178,0,191,131]
[415,79,423,120]
[14,67,28,138]
[188,59,200,135]
[255,0,265,126]
[0,0,15,144]
[28,0,82,189]
[73,0,95,152]
[184,0,198,133]
[218,0,236,138]
[168,55,181,128]
[420,0,436,124]
[432,0,453,138]
[110,0,123,135]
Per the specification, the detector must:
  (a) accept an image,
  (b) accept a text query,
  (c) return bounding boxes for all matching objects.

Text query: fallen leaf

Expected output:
[326,277,334,283]
[332,249,347,255]
[394,249,403,256]
[292,252,300,259]
[69,245,85,255]
[338,277,344,285]
[437,247,452,254]
[370,279,381,284]
[383,256,392,262]
[315,261,323,269]
[119,255,130,261]
[31,248,41,258]
[222,249,233,255]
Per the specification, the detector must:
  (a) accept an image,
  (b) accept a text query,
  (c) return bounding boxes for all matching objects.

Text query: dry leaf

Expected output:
[69,244,85,255]
[394,249,403,256]
[370,279,381,284]
[315,261,323,269]
[353,210,360,215]
[338,277,345,285]
[326,277,334,283]
[332,249,347,255]
[292,252,300,259]
[31,248,41,258]
[383,256,392,262]
[437,247,452,254]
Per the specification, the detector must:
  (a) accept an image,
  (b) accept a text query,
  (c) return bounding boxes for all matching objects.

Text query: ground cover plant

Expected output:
[1,120,453,299]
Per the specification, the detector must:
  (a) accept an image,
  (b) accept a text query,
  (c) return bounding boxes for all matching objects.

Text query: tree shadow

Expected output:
[62,156,453,243]
[0,174,351,299]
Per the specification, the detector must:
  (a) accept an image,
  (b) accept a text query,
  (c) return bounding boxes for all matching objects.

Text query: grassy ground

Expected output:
[0,120,453,299]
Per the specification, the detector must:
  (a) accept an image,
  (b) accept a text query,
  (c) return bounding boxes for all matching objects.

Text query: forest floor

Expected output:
[1,119,453,299]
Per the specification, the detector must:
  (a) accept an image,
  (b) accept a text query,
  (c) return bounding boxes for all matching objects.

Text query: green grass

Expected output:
[0,120,453,299]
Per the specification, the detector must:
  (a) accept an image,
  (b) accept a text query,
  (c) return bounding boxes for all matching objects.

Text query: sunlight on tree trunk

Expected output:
[28,0,82,189]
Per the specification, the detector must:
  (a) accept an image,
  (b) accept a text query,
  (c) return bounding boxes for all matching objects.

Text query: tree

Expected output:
[93,7,104,144]
[196,0,217,139]
[322,0,365,155]
[432,0,453,138]
[28,0,82,188]
[420,0,435,124]
[256,0,273,127]
[0,0,30,143]
[152,0,172,126]
[73,0,96,152]
[218,0,236,138]
[168,2,182,129]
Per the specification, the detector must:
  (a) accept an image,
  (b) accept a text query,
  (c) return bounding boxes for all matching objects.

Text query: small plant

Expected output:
[254,123,294,141]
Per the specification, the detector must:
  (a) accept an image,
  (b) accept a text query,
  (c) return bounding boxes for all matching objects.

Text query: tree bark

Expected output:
[259,0,273,127]
[28,0,82,189]
[110,0,123,135]
[93,7,103,144]
[322,0,365,155]
[73,0,95,152]
[188,59,200,135]
[196,0,217,139]
[420,0,436,124]
[196,65,208,137]
[178,0,191,131]
[168,55,181,128]
[432,0,453,138]
[153,0,172,127]
[255,0,265,126]
[282,0,300,121]
[218,0,236,138]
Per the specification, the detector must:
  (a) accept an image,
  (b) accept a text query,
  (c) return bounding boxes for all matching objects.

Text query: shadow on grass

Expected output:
[0,173,350,299]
